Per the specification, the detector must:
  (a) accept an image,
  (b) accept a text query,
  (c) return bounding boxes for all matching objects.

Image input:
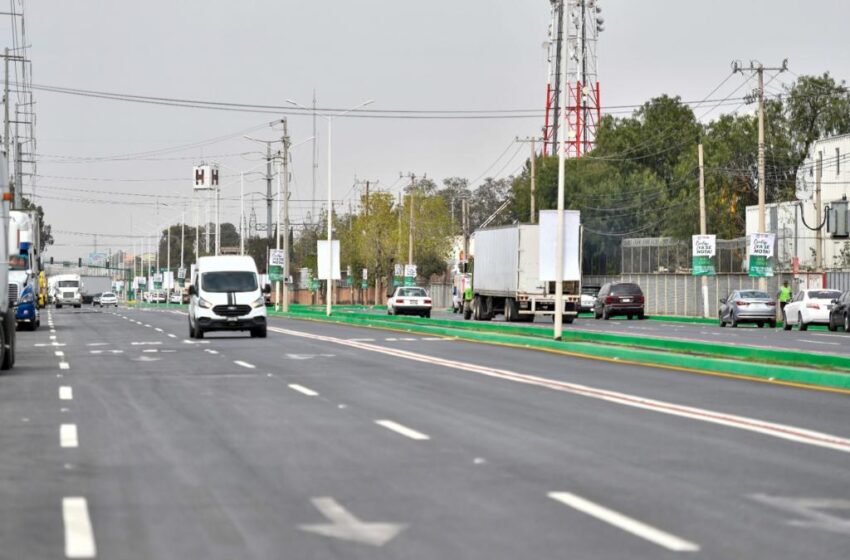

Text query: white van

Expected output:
[188,256,270,338]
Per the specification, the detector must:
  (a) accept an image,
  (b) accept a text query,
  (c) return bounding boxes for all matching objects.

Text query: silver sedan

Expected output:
[719,290,777,328]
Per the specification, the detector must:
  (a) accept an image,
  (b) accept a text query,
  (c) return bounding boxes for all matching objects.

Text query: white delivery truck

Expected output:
[468,210,581,323]
[80,275,113,304]
[52,273,82,308]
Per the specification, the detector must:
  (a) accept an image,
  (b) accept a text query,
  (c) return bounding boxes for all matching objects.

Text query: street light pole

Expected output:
[240,172,245,255]
[287,98,374,317]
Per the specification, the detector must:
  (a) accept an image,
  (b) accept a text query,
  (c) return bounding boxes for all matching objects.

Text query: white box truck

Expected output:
[468,210,581,323]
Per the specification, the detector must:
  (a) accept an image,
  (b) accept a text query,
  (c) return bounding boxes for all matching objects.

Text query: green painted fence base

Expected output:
[272,308,850,391]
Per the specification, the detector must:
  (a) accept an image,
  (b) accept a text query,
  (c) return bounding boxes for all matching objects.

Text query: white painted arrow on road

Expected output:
[299,497,406,547]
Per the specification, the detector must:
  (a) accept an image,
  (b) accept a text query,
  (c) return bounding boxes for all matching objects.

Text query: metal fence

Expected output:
[582,272,822,318]
[620,237,748,274]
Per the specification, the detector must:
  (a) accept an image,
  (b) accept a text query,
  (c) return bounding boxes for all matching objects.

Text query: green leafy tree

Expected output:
[20,196,54,252]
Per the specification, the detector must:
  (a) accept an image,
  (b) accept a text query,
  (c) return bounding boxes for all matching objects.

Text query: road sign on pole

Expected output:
[269,249,285,282]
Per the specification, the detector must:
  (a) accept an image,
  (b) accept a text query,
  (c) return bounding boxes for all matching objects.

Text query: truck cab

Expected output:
[53,274,82,309]
[8,210,42,329]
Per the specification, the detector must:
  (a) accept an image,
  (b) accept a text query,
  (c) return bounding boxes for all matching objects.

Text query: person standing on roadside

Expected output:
[778,280,792,313]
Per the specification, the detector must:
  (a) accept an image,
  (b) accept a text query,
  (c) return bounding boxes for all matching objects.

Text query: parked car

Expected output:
[579,285,600,313]
[593,282,645,320]
[91,293,102,306]
[827,290,850,332]
[718,290,776,328]
[96,292,118,307]
[149,290,167,304]
[782,289,842,331]
[169,291,183,304]
[387,286,432,318]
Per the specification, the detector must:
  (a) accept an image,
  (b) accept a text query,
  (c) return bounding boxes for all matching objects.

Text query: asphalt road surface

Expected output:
[1,304,848,559]
[429,308,850,356]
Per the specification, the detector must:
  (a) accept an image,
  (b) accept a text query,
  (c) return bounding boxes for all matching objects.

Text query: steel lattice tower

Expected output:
[543,0,604,158]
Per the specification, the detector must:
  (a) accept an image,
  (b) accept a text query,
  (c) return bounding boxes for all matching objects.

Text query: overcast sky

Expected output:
[6,0,850,259]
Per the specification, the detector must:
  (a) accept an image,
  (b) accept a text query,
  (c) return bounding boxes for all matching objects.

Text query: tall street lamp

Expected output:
[286,98,374,316]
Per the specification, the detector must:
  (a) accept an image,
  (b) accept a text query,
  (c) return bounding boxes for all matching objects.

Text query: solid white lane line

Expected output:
[548,492,699,552]
[60,424,79,448]
[234,360,255,369]
[269,326,850,454]
[375,419,430,441]
[59,386,73,400]
[55,351,65,357]
[59,362,70,370]
[288,384,318,396]
[63,497,97,558]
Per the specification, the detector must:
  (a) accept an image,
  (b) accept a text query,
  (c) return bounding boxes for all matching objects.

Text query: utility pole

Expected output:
[266,142,273,239]
[3,48,9,162]
[405,173,416,266]
[553,15,569,341]
[180,211,185,270]
[517,136,542,223]
[397,192,403,261]
[281,118,291,312]
[698,143,709,318]
[816,152,823,271]
[462,198,470,271]
[734,59,788,289]
[312,90,318,222]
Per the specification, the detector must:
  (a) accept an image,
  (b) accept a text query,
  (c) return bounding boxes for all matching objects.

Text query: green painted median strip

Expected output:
[272,308,850,390]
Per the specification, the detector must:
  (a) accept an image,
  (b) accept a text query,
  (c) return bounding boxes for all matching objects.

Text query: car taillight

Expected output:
[807,302,820,309]
[636,295,645,303]
[424,299,431,304]
[605,296,616,304]
[395,298,404,303]
[735,300,749,306]
[766,301,776,307]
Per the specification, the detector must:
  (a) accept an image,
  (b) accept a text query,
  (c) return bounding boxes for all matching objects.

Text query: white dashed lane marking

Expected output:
[63,497,97,558]
[375,419,430,441]
[59,362,70,370]
[59,386,73,401]
[288,384,319,396]
[60,424,79,448]
[234,360,256,369]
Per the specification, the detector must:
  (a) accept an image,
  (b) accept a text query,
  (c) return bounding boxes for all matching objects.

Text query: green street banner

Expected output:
[691,234,716,276]
[153,273,163,290]
[748,232,776,277]
[403,264,417,287]
[269,249,285,282]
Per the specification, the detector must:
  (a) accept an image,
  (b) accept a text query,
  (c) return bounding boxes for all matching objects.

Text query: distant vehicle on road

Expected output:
[148,290,166,304]
[718,290,776,328]
[579,285,600,313]
[188,255,270,338]
[593,282,645,320]
[80,275,112,304]
[52,274,82,309]
[97,292,118,307]
[827,290,850,332]
[782,289,841,331]
[451,272,471,314]
[92,293,101,306]
[169,291,182,304]
[387,286,432,318]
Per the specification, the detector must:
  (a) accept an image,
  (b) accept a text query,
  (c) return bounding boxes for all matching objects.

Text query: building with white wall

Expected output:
[746,133,850,270]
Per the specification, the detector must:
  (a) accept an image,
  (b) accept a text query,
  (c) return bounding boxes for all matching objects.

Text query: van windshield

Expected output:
[202,271,258,293]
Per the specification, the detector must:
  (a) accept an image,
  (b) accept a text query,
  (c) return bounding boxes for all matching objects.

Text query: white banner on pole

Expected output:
[538,209,582,281]
[317,240,341,280]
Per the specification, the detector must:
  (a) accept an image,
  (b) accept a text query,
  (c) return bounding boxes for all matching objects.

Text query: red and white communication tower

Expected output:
[543,0,604,158]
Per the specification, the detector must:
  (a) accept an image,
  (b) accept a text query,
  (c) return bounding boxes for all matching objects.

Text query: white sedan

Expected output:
[97,292,118,307]
[782,288,842,331]
[387,287,432,318]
